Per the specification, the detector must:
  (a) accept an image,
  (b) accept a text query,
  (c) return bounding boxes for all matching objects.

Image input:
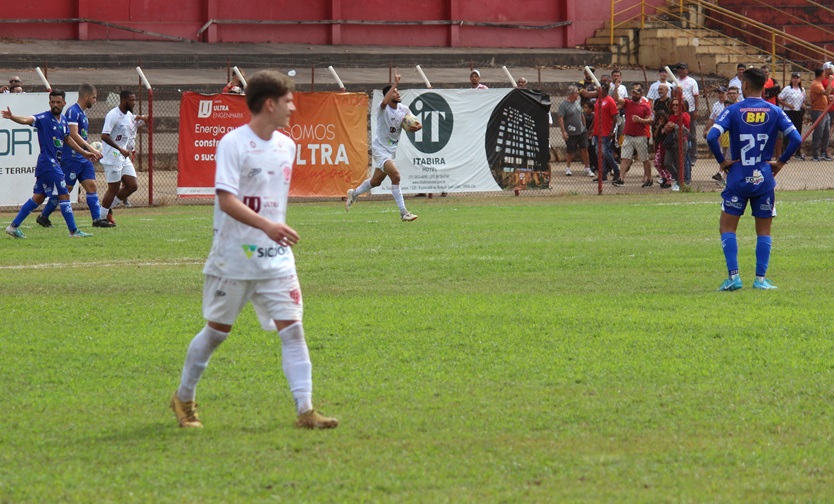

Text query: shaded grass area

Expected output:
[1,192,833,502]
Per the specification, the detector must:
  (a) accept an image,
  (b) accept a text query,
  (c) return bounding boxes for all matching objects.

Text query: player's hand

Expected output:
[562,131,568,140]
[407,123,422,132]
[1,107,11,119]
[119,148,130,158]
[769,159,786,176]
[89,148,103,161]
[264,222,299,248]
[394,74,401,86]
[83,151,97,162]
[720,158,738,172]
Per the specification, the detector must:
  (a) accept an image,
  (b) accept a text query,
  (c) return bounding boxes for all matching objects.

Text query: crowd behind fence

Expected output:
[2,63,833,212]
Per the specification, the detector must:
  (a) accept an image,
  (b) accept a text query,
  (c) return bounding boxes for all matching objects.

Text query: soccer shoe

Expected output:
[123,198,132,208]
[296,409,338,429]
[106,210,116,225]
[711,172,723,183]
[345,189,355,212]
[170,392,203,428]
[92,218,116,228]
[753,278,778,290]
[36,214,53,228]
[565,167,572,176]
[69,230,93,238]
[671,182,680,192]
[585,167,594,177]
[611,178,624,187]
[5,225,25,239]
[401,212,418,222]
[717,276,743,292]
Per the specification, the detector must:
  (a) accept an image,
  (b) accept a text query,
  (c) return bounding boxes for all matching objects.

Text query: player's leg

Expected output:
[6,183,50,238]
[383,160,417,221]
[110,158,138,212]
[579,134,592,176]
[99,162,122,224]
[751,191,777,289]
[77,162,111,227]
[718,192,744,291]
[564,136,575,176]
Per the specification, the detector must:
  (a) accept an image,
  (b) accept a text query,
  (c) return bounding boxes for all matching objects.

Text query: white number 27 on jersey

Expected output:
[739,133,769,166]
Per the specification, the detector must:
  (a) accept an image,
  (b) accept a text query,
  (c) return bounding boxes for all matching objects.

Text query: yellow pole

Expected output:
[610,0,615,45]
[641,0,645,29]
[772,32,776,64]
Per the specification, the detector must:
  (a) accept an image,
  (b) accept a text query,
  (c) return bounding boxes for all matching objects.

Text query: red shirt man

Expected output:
[593,94,618,137]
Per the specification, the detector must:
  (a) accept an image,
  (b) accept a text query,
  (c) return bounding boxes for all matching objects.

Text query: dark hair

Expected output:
[245,70,295,114]
[382,84,392,96]
[815,68,824,78]
[120,89,134,101]
[737,63,746,70]
[49,89,65,99]
[743,67,767,92]
[78,83,96,97]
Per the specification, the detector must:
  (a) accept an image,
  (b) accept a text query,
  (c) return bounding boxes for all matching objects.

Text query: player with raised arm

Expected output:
[36,83,114,229]
[3,90,97,238]
[707,67,802,291]
[170,70,337,430]
[344,73,422,221]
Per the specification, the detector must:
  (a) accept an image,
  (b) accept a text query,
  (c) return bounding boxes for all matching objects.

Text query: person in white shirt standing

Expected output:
[99,90,147,225]
[345,73,421,221]
[171,70,338,430]
[728,63,745,100]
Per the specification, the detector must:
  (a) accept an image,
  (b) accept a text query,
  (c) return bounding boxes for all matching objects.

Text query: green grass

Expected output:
[1,192,833,503]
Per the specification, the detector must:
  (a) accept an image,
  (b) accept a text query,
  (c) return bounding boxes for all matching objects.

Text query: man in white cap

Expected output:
[469,70,488,89]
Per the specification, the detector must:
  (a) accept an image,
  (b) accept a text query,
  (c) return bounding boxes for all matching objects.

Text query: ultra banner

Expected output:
[177,92,369,198]
[0,92,80,206]
[370,88,551,194]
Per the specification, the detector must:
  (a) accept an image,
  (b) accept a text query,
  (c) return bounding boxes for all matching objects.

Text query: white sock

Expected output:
[353,179,373,197]
[391,184,407,214]
[279,322,313,415]
[112,196,123,209]
[177,325,229,402]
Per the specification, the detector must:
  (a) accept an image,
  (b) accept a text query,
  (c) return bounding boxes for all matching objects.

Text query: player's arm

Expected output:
[381,74,400,109]
[68,123,102,160]
[101,133,131,158]
[64,134,97,162]
[1,107,34,125]
[216,190,299,247]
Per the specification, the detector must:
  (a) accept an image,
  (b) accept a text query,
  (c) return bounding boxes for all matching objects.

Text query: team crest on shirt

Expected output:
[282,164,292,183]
[745,169,764,185]
[741,108,770,125]
[759,197,773,211]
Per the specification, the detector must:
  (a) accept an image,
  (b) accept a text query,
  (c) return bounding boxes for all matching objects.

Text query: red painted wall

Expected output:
[0,0,667,48]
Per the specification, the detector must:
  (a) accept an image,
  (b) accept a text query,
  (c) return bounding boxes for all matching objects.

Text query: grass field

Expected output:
[1,191,833,503]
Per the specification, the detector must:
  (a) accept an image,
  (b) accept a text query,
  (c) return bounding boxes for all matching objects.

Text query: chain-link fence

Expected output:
[3,63,833,213]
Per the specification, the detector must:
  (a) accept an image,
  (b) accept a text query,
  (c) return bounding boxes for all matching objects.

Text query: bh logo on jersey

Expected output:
[742,108,770,125]
[406,93,454,154]
[198,100,213,118]
[745,169,764,185]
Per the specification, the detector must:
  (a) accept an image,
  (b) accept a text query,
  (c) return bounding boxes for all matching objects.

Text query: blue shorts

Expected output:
[62,159,96,187]
[33,169,69,197]
[721,186,776,218]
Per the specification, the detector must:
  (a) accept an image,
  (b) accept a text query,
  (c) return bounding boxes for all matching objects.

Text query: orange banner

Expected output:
[177,91,368,198]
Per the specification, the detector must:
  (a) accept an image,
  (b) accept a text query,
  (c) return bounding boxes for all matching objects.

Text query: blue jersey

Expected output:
[710,97,796,194]
[62,103,89,163]
[32,111,69,177]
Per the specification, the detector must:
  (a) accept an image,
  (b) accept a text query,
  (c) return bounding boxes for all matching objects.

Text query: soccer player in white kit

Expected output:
[99,90,147,225]
[344,74,421,221]
[171,70,338,430]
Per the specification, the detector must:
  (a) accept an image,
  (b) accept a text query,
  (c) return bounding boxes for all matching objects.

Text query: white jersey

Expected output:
[372,102,409,155]
[647,80,676,101]
[101,107,144,164]
[203,125,297,280]
[678,76,700,113]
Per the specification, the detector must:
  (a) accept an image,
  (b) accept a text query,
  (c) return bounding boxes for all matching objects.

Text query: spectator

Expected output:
[222,74,245,95]
[616,84,654,187]
[557,85,591,177]
[5,76,23,93]
[729,64,745,99]
[663,98,691,191]
[592,83,620,182]
[583,100,598,174]
[652,83,674,188]
[778,72,806,160]
[705,86,730,185]
[647,67,677,106]
[579,67,598,107]
[469,69,488,89]
[808,67,832,161]
[822,62,834,158]
[675,62,699,170]
[517,77,528,88]
[761,65,779,106]
[609,69,628,102]
[727,85,741,103]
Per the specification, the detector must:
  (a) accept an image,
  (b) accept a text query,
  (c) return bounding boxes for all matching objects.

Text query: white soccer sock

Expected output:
[391,185,407,214]
[278,322,313,415]
[112,196,123,209]
[353,179,373,197]
[177,325,229,402]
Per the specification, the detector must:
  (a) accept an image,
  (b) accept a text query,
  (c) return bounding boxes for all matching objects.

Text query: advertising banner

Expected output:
[177,92,369,198]
[0,92,80,206]
[370,88,551,194]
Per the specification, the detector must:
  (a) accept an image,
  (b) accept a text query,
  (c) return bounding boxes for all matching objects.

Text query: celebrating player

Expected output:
[99,90,148,225]
[3,90,97,238]
[706,67,802,291]
[171,70,338,430]
[344,74,421,221]
[36,83,114,229]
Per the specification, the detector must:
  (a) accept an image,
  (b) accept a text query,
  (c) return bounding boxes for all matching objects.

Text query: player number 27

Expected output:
[739,133,769,166]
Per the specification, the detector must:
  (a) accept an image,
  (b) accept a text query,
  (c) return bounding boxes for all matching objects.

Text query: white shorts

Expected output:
[621,135,650,162]
[101,156,137,184]
[202,274,304,331]
[371,147,396,171]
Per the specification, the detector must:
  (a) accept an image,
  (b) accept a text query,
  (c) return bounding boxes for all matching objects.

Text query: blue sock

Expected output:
[755,235,772,277]
[86,193,102,220]
[59,201,78,234]
[721,232,739,277]
[41,197,59,218]
[12,198,40,227]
